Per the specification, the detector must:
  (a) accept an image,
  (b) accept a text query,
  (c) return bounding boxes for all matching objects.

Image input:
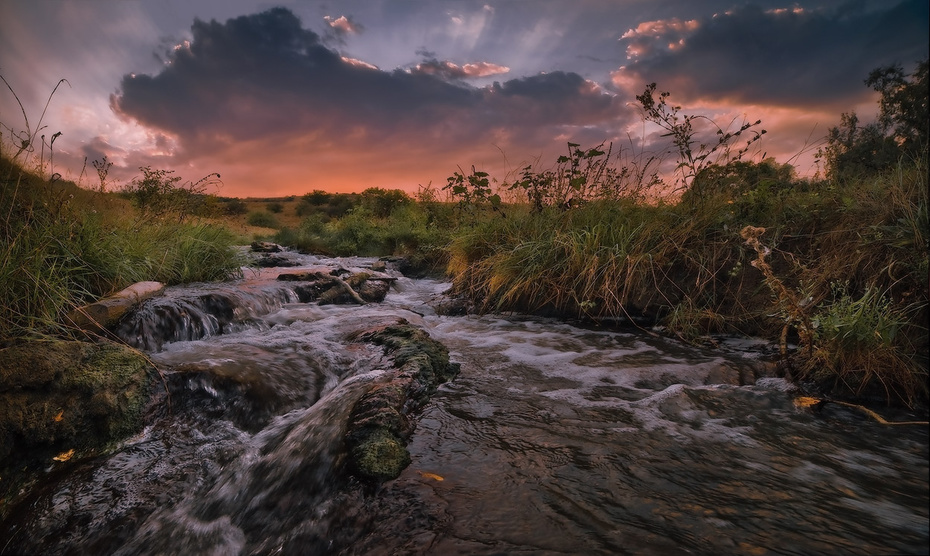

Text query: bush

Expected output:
[360,187,412,218]
[122,167,221,223]
[246,211,280,228]
[224,198,248,215]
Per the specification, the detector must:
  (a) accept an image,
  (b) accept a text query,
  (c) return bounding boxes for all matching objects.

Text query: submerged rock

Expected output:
[250,241,282,253]
[279,269,396,304]
[346,321,459,482]
[0,339,157,519]
[254,253,304,267]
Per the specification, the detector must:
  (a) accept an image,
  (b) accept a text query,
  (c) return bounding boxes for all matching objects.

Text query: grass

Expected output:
[0,156,243,342]
[439,157,928,407]
[5,145,922,406]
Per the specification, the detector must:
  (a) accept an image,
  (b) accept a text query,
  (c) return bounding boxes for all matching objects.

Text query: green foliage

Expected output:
[443,166,502,218]
[819,113,901,182]
[805,283,927,404]
[866,58,928,156]
[820,58,928,182]
[246,210,280,228]
[303,189,332,206]
[266,201,284,213]
[273,200,451,271]
[295,191,358,218]
[360,187,412,218]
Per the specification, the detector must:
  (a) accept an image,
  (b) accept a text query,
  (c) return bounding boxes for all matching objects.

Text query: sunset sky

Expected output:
[1,1,927,198]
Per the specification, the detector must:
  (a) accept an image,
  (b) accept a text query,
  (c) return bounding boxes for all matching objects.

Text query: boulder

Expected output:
[250,241,282,253]
[254,253,303,267]
[279,269,397,304]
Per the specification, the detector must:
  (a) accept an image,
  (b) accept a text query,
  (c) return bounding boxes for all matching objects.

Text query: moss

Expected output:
[349,428,412,481]
[0,339,156,519]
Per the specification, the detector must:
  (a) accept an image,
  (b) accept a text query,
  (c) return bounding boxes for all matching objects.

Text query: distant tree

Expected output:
[302,190,332,206]
[820,58,928,182]
[820,113,901,182]
[866,58,928,156]
[266,201,284,213]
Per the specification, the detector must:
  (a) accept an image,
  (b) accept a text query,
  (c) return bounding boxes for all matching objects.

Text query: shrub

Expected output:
[246,210,280,228]
[360,187,412,218]
[123,166,221,223]
[224,198,248,215]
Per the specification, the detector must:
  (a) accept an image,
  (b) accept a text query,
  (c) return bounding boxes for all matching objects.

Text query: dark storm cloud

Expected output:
[110,7,620,163]
[615,0,929,107]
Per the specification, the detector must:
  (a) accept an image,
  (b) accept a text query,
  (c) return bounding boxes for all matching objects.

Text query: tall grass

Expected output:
[441,155,927,406]
[0,156,242,341]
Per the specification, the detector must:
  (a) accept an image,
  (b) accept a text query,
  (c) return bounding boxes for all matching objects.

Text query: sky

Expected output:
[1,0,927,198]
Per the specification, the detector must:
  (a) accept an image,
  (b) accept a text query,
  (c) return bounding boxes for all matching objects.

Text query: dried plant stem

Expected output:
[740,225,813,357]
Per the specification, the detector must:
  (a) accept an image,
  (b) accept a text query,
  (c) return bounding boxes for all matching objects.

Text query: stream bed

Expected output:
[2,254,927,555]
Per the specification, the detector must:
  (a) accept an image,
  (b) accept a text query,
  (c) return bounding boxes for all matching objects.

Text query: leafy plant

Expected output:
[443,166,503,219]
[636,82,766,194]
[805,283,927,405]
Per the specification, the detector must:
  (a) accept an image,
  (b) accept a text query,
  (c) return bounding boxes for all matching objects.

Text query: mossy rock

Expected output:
[346,321,459,482]
[0,339,157,518]
[349,428,412,482]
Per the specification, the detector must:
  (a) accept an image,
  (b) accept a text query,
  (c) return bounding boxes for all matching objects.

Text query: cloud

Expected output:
[612,0,929,109]
[410,58,510,80]
[108,7,627,194]
[324,15,364,36]
[620,17,700,59]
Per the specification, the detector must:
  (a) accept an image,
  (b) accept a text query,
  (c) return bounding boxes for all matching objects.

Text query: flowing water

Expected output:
[2,254,927,555]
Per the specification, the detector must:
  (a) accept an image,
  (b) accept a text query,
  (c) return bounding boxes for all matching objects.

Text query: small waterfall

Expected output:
[116,284,300,351]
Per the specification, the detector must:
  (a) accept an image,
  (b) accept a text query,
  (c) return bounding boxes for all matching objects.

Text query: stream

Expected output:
[2,253,927,555]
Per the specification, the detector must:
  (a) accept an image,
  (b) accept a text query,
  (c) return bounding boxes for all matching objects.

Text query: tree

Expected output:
[820,58,928,181]
[866,58,928,156]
